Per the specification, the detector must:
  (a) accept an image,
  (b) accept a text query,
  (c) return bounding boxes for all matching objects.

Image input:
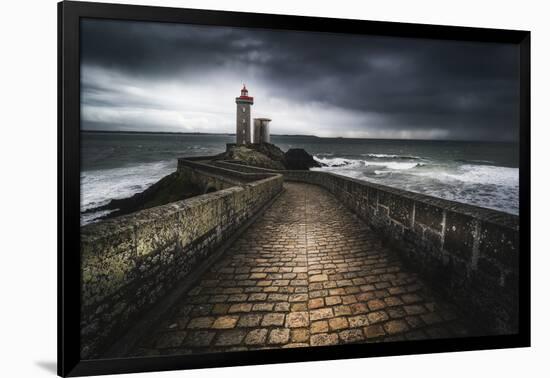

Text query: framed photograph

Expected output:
[58,1,530,376]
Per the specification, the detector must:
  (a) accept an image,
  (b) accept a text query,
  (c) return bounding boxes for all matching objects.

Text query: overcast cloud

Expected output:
[80,19,520,141]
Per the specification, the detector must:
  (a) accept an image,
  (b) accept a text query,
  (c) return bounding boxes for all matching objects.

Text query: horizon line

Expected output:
[80,129,517,143]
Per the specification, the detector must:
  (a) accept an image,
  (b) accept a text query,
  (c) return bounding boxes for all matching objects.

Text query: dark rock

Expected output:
[214,143,322,170]
[247,143,286,162]
[214,144,285,170]
[283,148,323,170]
[84,171,202,219]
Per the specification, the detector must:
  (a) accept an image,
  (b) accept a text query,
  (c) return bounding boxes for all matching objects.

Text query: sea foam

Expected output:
[412,164,519,187]
[314,156,422,171]
[313,156,518,214]
[80,160,177,223]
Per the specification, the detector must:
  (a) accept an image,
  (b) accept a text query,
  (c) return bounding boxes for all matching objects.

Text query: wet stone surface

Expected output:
[131,182,474,356]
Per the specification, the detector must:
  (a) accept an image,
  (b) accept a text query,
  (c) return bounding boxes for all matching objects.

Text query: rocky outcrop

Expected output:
[283,148,323,170]
[215,144,286,170]
[247,142,286,162]
[216,143,322,170]
[83,171,202,219]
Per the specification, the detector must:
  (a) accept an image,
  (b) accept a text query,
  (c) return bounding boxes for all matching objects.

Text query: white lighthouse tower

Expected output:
[235,84,254,145]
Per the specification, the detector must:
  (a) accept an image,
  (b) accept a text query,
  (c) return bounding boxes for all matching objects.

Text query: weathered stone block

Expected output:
[183,331,215,347]
[443,211,477,260]
[134,213,178,257]
[328,317,349,331]
[81,222,135,262]
[415,201,444,232]
[339,329,364,343]
[367,188,378,209]
[364,324,385,338]
[310,333,339,346]
[268,328,290,344]
[424,228,443,250]
[261,313,285,327]
[477,257,502,278]
[212,316,239,329]
[479,221,519,271]
[388,195,414,226]
[215,329,247,346]
[383,319,410,335]
[82,252,137,306]
[291,328,309,343]
[244,329,268,345]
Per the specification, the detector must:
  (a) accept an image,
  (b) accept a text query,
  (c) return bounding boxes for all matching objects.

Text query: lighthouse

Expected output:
[235,84,254,145]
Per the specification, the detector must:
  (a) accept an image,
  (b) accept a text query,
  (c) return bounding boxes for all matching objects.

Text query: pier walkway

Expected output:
[131,182,473,356]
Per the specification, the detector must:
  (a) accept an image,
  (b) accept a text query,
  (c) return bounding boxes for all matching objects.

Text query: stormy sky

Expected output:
[80,19,520,141]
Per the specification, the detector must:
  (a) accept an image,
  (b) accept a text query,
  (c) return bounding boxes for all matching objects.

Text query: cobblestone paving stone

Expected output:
[132,182,474,356]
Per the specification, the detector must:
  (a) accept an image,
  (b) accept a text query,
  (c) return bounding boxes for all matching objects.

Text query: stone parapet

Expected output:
[80,161,283,358]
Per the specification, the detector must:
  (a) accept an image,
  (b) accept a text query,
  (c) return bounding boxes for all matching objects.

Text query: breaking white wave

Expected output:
[80,160,177,218]
[315,152,334,157]
[314,156,422,171]
[413,164,518,187]
[312,156,518,214]
[314,157,360,167]
[360,153,422,160]
[80,209,117,226]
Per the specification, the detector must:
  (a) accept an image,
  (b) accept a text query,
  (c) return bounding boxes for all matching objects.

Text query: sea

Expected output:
[81,132,519,225]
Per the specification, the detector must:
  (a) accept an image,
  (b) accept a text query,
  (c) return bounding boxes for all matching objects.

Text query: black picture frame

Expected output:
[58,1,531,376]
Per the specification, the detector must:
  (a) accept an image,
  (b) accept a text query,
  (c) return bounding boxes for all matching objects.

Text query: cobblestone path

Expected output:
[132,182,473,356]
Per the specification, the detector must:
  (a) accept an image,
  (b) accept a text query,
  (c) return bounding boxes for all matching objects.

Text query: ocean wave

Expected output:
[80,209,117,225]
[80,160,177,215]
[314,157,359,167]
[314,156,422,171]
[315,152,334,157]
[454,159,495,165]
[360,153,422,160]
[412,164,518,187]
[312,159,518,214]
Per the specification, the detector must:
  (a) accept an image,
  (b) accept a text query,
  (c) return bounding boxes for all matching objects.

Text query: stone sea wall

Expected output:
[211,161,520,334]
[80,161,283,358]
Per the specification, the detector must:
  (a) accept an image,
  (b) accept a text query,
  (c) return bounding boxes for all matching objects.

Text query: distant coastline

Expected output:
[81,129,320,138]
[80,129,515,144]
[82,129,234,136]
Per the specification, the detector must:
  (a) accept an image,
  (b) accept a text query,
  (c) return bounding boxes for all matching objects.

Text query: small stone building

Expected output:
[253,118,271,144]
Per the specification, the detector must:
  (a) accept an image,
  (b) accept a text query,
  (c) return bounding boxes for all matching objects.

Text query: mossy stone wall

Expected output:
[80,165,283,358]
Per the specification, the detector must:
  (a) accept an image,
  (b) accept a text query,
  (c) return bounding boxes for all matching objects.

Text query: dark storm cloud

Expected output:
[81,19,520,141]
